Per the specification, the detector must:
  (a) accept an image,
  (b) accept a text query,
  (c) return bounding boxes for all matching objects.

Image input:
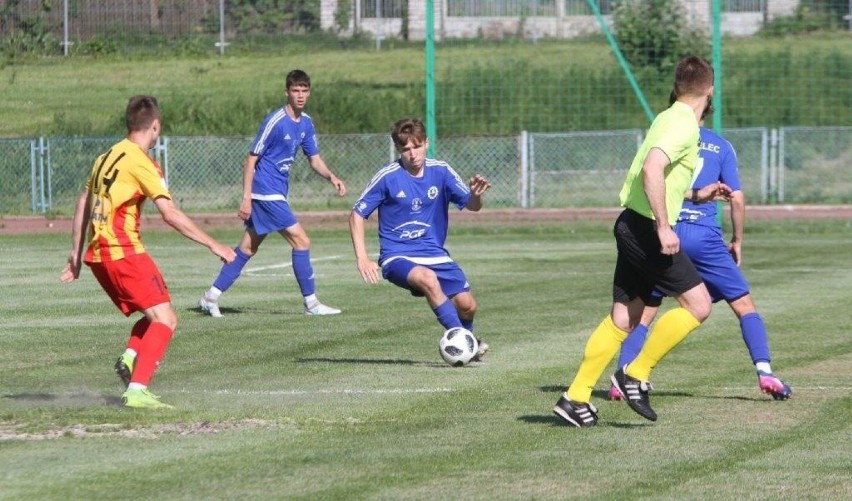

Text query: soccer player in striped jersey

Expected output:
[199,69,346,317]
[349,117,492,359]
[609,123,792,401]
[61,95,236,409]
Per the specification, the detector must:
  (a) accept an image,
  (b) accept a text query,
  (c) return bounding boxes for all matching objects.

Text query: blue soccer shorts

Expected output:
[678,223,751,303]
[382,258,471,298]
[245,199,298,236]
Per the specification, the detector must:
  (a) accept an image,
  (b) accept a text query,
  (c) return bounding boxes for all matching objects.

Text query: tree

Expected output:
[613,0,709,75]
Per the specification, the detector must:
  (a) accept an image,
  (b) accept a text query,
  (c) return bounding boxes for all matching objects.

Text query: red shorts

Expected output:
[88,253,171,316]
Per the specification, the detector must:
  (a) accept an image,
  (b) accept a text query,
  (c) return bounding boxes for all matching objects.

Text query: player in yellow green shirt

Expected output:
[553,56,731,427]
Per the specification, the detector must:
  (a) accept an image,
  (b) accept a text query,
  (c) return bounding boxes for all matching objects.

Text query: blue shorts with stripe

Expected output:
[382,259,470,298]
[245,199,298,236]
[678,223,750,303]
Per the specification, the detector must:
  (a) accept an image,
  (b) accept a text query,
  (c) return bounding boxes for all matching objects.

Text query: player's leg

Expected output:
[102,254,175,408]
[565,299,641,402]
[555,298,642,427]
[90,261,146,387]
[556,210,647,426]
[729,295,792,400]
[407,264,463,329]
[610,304,659,400]
[200,228,263,317]
[685,226,791,399]
[281,222,340,315]
[114,317,148,387]
[613,212,709,421]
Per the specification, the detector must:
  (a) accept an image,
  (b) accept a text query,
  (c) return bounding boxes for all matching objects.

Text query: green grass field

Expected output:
[2,219,851,499]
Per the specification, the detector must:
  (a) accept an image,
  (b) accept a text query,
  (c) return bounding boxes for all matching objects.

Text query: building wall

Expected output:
[322,0,801,40]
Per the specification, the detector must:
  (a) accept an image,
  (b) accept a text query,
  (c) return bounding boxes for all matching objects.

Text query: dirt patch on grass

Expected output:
[0,418,284,441]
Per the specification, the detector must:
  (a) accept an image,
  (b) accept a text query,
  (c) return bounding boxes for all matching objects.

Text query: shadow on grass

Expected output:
[186,306,308,316]
[516,414,651,429]
[297,357,446,367]
[3,392,123,407]
[537,384,693,399]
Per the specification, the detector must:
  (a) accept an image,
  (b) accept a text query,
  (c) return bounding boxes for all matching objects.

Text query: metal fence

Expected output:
[3,126,849,216]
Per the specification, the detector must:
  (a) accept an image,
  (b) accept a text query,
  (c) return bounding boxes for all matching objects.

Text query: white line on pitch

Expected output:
[173,388,454,396]
[244,255,343,274]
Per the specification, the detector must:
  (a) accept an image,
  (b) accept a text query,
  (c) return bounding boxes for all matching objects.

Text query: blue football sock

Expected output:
[292,249,316,297]
[740,312,771,364]
[433,299,462,330]
[212,247,250,292]
[460,317,474,332]
[617,323,648,368]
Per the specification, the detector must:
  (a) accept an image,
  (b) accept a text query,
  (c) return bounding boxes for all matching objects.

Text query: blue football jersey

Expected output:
[248,108,320,199]
[678,127,742,227]
[353,159,472,265]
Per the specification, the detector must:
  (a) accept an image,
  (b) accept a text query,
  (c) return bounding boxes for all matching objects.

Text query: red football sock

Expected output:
[127,317,149,353]
[130,322,174,386]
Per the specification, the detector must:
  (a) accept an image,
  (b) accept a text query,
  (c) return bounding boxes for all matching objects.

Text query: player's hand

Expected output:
[356,257,380,285]
[469,175,491,196]
[59,259,81,283]
[212,242,237,264]
[330,175,347,197]
[728,240,742,266]
[657,225,680,255]
[696,181,732,203]
[238,198,252,221]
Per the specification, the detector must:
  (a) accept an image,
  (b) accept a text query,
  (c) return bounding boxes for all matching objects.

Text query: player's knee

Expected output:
[689,302,712,322]
[453,293,477,317]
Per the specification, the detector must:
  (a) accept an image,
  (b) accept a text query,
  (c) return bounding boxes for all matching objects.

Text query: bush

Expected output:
[612,0,709,75]
[760,1,848,36]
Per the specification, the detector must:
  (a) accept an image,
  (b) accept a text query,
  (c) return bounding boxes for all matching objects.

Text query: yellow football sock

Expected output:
[566,315,627,403]
[626,307,700,381]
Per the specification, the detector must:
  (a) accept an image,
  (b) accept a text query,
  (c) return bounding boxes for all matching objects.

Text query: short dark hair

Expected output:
[391,117,427,148]
[672,56,714,99]
[286,69,311,89]
[125,95,160,133]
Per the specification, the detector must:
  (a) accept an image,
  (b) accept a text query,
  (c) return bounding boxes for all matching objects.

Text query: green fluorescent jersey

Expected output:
[619,101,699,226]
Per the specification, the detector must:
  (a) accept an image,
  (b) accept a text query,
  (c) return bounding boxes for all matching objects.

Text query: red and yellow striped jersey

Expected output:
[83,138,171,263]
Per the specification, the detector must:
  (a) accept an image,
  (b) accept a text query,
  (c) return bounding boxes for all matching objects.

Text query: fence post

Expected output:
[778,127,785,203]
[519,131,528,208]
[30,141,38,213]
[760,128,769,204]
[768,128,778,203]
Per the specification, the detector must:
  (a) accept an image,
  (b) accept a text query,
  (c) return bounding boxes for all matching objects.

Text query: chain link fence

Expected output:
[3,126,849,215]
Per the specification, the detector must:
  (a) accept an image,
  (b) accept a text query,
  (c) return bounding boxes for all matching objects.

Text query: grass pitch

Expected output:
[1,219,850,499]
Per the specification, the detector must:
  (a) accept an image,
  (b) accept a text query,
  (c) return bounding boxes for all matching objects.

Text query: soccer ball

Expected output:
[438,327,479,367]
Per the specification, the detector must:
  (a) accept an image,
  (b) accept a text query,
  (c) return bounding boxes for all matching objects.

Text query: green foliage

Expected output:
[333,0,351,34]
[612,0,710,74]
[0,6,60,61]
[212,0,322,34]
[760,1,848,36]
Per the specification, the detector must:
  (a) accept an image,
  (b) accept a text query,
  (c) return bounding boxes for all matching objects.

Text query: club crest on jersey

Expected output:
[411,198,423,212]
[427,186,439,199]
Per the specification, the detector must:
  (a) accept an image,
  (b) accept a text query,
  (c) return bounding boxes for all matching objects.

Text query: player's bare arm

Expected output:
[465,174,491,212]
[154,197,237,263]
[60,190,91,283]
[728,190,745,265]
[238,154,258,221]
[308,154,346,196]
[688,181,733,203]
[642,148,679,255]
[348,211,380,285]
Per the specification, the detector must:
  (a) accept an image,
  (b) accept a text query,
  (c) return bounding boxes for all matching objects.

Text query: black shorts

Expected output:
[612,209,702,305]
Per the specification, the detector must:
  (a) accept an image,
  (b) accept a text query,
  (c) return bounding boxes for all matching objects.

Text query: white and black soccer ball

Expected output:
[438,327,479,367]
